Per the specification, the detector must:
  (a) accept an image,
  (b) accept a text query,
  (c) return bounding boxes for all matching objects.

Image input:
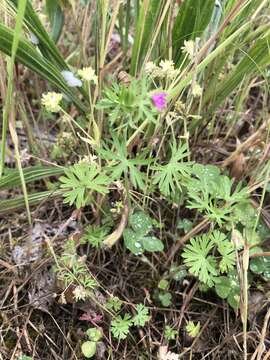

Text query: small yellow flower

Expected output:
[78,66,98,84]
[192,82,203,97]
[41,92,63,113]
[159,59,177,79]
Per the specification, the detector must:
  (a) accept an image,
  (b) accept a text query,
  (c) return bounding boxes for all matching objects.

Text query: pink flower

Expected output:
[151,92,167,111]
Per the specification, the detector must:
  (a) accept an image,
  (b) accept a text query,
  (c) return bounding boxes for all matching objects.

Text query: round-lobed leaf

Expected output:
[81,341,96,358]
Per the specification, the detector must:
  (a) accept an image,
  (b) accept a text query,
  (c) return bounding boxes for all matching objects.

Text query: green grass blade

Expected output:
[130,0,162,76]
[205,34,270,112]
[46,0,65,43]
[0,0,27,177]
[7,0,67,69]
[0,166,64,190]
[0,22,87,112]
[0,190,63,213]
[172,0,215,65]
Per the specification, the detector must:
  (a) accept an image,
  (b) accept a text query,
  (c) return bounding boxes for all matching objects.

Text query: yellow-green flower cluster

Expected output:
[145,59,177,79]
[78,66,98,84]
[181,39,196,59]
[192,82,203,97]
[73,285,89,302]
[41,92,63,113]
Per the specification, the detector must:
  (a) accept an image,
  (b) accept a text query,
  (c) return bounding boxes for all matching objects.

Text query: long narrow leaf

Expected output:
[0,166,64,190]
[0,190,63,214]
[0,23,87,112]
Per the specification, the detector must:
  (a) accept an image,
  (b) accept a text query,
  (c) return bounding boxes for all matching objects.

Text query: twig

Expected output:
[103,203,129,248]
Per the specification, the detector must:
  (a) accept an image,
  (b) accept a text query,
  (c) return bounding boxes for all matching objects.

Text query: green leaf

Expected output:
[215,271,240,309]
[186,321,200,338]
[158,279,169,290]
[164,325,178,341]
[234,202,257,228]
[141,236,164,252]
[177,218,193,233]
[152,142,193,197]
[211,231,235,273]
[182,234,218,287]
[172,0,215,65]
[99,137,150,190]
[0,166,64,190]
[129,211,153,236]
[158,292,172,307]
[123,211,163,255]
[0,190,62,214]
[81,225,109,248]
[0,23,87,112]
[81,341,96,358]
[215,277,231,299]
[60,163,109,208]
[123,228,144,255]
[132,304,150,327]
[250,256,270,279]
[46,0,65,43]
[227,289,240,310]
[86,328,103,342]
[130,0,163,75]
[111,314,132,340]
[106,296,123,312]
[205,34,270,112]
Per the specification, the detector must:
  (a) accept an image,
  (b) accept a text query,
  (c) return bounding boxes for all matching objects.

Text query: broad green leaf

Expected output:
[81,341,96,358]
[141,236,164,252]
[250,256,270,280]
[227,289,240,310]
[215,277,231,299]
[129,211,153,235]
[123,229,144,255]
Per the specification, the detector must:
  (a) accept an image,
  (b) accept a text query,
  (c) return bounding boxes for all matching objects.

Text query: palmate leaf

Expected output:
[152,142,193,197]
[99,137,150,190]
[182,234,218,286]
[0,23,87,112]
[81,225,109,248]
[211,231,235,273]
[132,304,150,327]
[111,314,132,340]
[60,163,109,208]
